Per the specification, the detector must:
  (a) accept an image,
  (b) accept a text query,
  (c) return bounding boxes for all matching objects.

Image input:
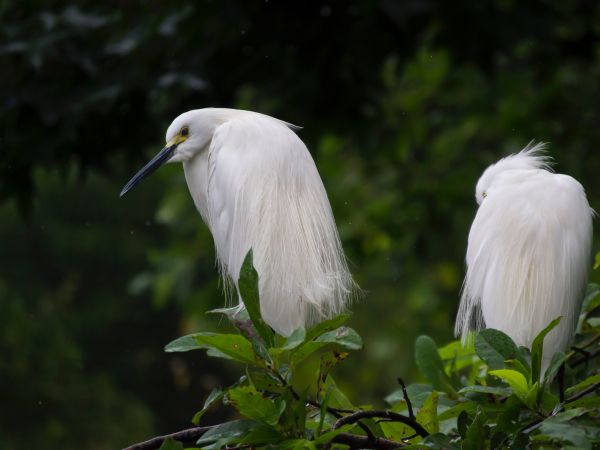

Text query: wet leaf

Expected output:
[165,333,256,364]
[474,329,520,370]
[227,385,286,426]
[415,335,454,393]
[238,250,275,347]
[531,317,561,382]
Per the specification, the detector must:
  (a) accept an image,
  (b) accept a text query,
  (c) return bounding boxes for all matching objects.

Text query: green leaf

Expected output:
[565,373,600,397]
[196,419,257,447]
[291,326,362,365]
[208,306,271,361]
[163,334,202,353]
[539,389,559,411]
[474,329,520,370]
[166,332,257,364]
[531,316,562,382]
[594,253,600,270]
[415,433,461,449]
[281,327,306,350]
[278,387,307,437]
[505,358,531,380]
[238,249,275,347]
[587,317,600,329]
[239,424,283,445]
[458,385,512,397]
[246,368,283,392]
[438,339,478,371]
[277,439,319,449]
[582,283,600,311]
[317,351,349,398]
[322,376,354,410]
[158,437,183,450]
[313,427,348,445]
[490,431,508,449]
[577,284,600,331]
[457,410,469,439]
[380,419,414,442]
[192,388,225,425]
[315,326,362,349]
[305,314,350,342]
[538,410,598,450]
[193,334,255,363]
[489,369,530,404]
[208,305,249,321]
[543,351,566,384]
[462,410,489,450]
[495,395,523,435]
[415,335,454,393]
[316,385,331,437]
[436,401,477,422]
[416,391,439,433]
[227,385,286,426]
[564,396,600,409]
[386,383,432,406]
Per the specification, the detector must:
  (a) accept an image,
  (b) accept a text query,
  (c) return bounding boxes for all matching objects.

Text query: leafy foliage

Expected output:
[147,252,600,449]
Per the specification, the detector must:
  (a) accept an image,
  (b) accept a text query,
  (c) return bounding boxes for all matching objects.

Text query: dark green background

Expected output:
[2,1,599,448]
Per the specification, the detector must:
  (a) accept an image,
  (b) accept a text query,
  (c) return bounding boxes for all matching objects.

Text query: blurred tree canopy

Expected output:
[1,1,600,449]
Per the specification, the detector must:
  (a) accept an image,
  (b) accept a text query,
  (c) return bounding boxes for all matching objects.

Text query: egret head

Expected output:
[474,142,550,205]
[120,109,216,197]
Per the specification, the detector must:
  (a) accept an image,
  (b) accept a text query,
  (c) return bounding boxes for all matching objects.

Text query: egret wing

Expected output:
[206,114,354,336]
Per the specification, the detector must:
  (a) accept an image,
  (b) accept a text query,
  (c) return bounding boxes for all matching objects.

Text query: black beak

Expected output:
[120,145,177,197]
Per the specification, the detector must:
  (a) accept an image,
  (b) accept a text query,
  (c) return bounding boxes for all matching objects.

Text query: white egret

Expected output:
[120,108,355,336]
[455,143,594,366]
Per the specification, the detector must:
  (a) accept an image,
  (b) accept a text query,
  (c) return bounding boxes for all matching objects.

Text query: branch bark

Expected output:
[122,426,213,450]
[331,432,405,449]
[397,377,415,420]
[570,347,600,367]
[521,380,600,433]
[332,410,429,438]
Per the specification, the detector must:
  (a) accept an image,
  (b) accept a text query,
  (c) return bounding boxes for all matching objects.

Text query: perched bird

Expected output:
[121,108,355,336]
[455,143,593,366]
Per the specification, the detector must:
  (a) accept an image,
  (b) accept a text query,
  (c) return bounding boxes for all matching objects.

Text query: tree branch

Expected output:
[397,377,415,420]
[521,380,600,433]
[122,426,213,450]
[331,432,405,449]
[569,334,600,367]
[332,410,429,438]
[306,399,376,442]
[570,347,600,368]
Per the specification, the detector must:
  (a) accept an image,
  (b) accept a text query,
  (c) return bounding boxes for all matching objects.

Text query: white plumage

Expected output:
[121,108,355,336]
[456,143,593,366]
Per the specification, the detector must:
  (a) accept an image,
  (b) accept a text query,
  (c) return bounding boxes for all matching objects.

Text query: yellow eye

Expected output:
[482,192,487,198]
[181,126,189,137]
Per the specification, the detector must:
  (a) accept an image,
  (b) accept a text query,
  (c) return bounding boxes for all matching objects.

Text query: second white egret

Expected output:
[455,143,594,367]
[121,108,355,336]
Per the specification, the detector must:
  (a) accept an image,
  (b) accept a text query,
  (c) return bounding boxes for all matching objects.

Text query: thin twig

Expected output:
[306,400,376,441]
[307,399,354,415]
[397,377,415,420]
[564,380,600,403]
[570,347,600,368]
[521,380,600,433]
[332,410,429,438]
[287,376,377,442]
[569,333,600,366]
[122,426,214,450]
[331,432,404,449]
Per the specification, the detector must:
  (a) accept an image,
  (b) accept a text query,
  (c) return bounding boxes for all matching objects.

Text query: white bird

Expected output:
[455,143,594,366]
[121,108,355,336]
